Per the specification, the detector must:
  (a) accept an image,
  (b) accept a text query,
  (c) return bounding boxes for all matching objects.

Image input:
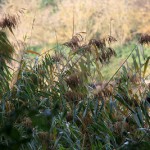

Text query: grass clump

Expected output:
[0,14,150,150]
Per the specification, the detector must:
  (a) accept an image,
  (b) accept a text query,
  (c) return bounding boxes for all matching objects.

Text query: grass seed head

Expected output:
[89,38,105,49]
[64,91,83,104]
[65,74,81,89]
[22,117,32,128]
[107,35,117,44]
[0,14,20,31]
[139,34,150,45]
[64,35,80,50]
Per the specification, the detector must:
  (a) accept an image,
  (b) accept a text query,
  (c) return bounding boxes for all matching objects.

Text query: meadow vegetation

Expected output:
[0,0,150,150]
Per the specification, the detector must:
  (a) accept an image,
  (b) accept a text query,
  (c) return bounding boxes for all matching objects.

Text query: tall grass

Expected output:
[0,13,150,150]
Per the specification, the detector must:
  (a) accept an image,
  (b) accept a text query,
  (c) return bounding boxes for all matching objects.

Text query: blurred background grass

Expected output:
[0,0,150,79]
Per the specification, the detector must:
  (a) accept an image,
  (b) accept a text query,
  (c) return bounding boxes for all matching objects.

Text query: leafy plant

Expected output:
[0,12,150,150]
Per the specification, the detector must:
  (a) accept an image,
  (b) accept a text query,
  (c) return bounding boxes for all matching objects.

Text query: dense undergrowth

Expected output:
[0,15,150,150]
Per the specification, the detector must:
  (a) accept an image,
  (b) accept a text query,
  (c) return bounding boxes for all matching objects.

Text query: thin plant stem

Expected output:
[104,45,137,89]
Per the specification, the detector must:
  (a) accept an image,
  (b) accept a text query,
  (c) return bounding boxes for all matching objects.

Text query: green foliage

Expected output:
[0,31,14,63]
[0,30,150,149]
[101,42,150,79]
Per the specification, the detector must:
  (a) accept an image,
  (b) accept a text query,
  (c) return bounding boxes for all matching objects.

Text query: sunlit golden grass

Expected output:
[1,0,150,46]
